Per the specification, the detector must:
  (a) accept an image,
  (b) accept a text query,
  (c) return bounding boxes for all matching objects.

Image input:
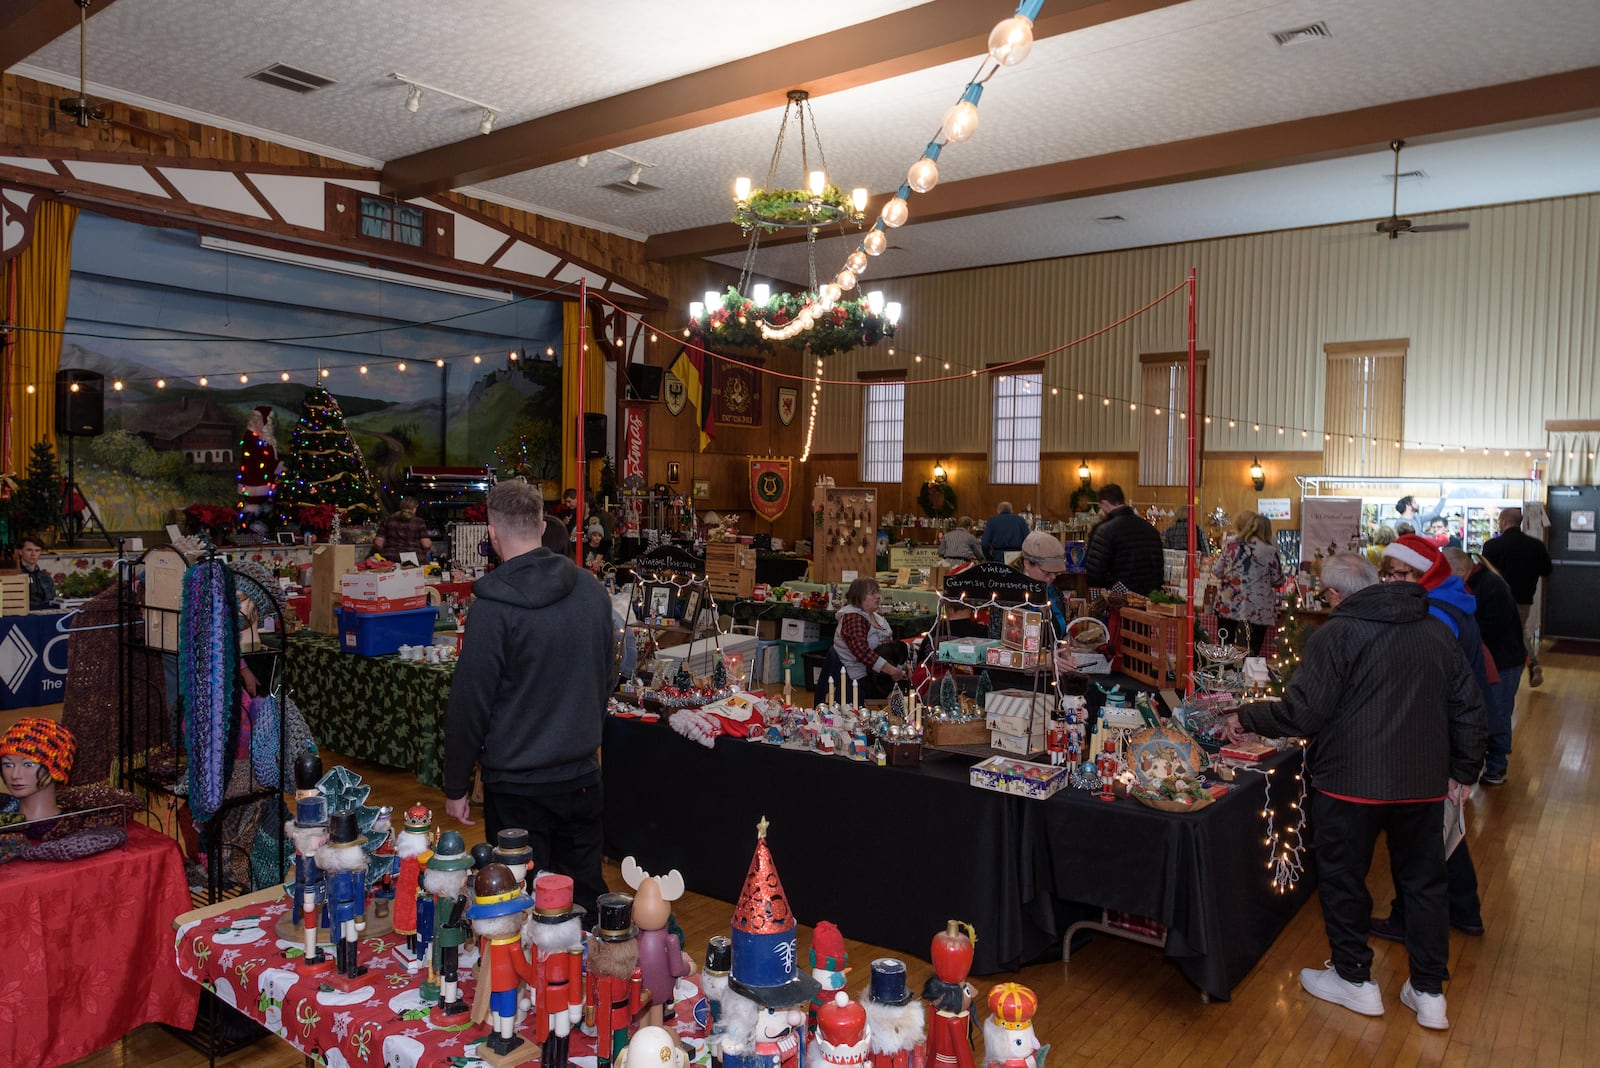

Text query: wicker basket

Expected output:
[1130,790,1215,813]
[1064,616,1109,651]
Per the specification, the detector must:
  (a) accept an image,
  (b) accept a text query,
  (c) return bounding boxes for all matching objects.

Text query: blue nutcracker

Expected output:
[285,757,330,964]
[318,810,370,980]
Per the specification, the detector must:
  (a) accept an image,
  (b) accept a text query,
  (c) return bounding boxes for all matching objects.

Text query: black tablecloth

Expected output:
[601,717,1312,998]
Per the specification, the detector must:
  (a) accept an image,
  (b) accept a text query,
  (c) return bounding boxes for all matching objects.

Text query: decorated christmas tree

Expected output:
[275,387,382,527]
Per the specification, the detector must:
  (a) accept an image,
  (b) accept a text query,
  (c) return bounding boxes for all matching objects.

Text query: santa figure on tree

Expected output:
[238,405,283,535]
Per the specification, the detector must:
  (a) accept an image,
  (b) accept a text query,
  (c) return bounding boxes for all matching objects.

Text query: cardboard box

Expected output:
[985,647,1041,671]
[937,637,1000,665]
[969,756,1069,800]
[340,569,428,613]
[779,617,823,643]
[990,729,1046,755]
[985,689,1053,732]
[310,544,359,634]
[1002,607,1043,652]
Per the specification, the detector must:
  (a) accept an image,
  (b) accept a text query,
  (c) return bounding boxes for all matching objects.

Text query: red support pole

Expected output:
[1183,267,1198,693]
[575,278,587,559]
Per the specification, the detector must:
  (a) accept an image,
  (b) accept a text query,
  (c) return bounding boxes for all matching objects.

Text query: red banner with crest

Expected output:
[749,457,792,522]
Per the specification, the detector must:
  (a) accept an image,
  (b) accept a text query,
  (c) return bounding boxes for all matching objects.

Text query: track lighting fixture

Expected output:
[390,72,500,138]
[627,163,644,186]
[479,108,496,136]
[576,154,590,168]
[404,84,421,113]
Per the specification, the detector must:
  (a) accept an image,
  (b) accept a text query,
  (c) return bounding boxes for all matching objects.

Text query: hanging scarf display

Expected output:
[179,559,241,824]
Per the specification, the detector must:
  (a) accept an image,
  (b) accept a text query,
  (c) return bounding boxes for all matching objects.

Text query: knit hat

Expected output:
[1019,531,1066,573]
[0,717,76,783]
[1382,535,1452,588]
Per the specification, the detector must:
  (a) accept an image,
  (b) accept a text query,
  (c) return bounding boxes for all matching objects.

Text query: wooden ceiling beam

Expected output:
[380,0,1185,199]
[0,0,125,74]
[644,65,1600,261]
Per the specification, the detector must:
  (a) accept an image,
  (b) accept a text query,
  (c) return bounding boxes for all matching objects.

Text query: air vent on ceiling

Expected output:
[601,180,663,196]
[1390,169,1427,182]
[248,63,338,94]
[1095,214,1126,223]
[1269,21,1331,46]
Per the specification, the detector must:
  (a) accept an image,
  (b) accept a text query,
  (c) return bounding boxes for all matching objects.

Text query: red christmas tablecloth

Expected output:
[0,821,199,1068]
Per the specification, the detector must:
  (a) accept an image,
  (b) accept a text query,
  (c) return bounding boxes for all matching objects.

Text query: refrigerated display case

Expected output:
[1297,476,1540,554]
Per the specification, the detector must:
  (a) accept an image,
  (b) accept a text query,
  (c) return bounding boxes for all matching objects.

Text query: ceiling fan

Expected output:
[51,0,170,142]
[1374,139,1469,239]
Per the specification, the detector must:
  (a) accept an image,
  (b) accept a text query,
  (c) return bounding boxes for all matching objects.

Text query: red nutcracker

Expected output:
[922,921,977,1068]
[1096,740,1119,802]
[586,892,644,1068]
[1045,711,1067,767]
[864,958,925,1068]
[524,872,586,1068]
[392,802,434,956]
[467,863,540,1058]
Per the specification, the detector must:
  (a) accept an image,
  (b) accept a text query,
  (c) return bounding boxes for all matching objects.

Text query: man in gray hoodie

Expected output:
[443,480,616,914]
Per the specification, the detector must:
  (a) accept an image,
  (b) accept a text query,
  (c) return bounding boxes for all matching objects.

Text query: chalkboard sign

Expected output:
[629,543,704,575]
[940,561,1051,607]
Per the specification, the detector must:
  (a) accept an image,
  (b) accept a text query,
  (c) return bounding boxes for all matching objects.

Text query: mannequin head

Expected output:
[0,718,77,822]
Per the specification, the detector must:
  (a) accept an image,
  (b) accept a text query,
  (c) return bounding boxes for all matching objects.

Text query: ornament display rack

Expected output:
[812,484,878,585]
[619,488,696,543]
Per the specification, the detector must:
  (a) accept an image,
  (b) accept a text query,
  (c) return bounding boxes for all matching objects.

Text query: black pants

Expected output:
[1312,792,1449,995]
[484,781,607,916]
[1388,839,1482,929]
[1216,614,1270,655]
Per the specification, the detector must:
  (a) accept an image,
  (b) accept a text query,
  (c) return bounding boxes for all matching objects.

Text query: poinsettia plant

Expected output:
[297,504,337,535]
[184,503,235,538]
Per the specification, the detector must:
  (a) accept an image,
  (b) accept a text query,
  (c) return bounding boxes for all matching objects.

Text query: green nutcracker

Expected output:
[420,830,474,1019]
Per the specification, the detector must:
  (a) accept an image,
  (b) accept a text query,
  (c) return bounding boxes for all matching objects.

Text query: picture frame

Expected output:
[667,461,681,484]
[679,588,702,626]
[692,479,711,499]
[646,583,675,623]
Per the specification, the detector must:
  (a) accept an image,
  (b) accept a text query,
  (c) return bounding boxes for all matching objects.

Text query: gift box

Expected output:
[340,568,427,613]
[989,729,1045,756]
[937,637,1000,665]
[984,689,1053,735]
[985,646,1041,671]
[969,756,1069,800]
[1002,608,1043,652]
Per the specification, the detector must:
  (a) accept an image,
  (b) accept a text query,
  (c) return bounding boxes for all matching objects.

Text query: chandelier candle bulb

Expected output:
[885,302,902,326]
[867,291,885,316]
[851,187,869,212]
[705,291,720,311]
[734,176,752,201]
[751,284,770,306]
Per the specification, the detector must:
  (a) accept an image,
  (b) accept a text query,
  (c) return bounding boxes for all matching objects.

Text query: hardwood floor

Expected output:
[69,650,1599,1067]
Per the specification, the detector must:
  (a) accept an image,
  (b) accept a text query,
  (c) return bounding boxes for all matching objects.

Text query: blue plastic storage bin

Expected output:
[335,606,438,657]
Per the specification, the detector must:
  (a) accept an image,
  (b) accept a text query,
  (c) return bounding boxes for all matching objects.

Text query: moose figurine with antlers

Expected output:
[621,855,695,1028]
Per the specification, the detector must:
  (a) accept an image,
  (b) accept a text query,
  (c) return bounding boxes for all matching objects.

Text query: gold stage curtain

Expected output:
[4,200,78,472]
[560,300,606,497]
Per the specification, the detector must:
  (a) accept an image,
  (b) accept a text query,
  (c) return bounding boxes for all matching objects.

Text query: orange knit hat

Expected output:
[0,717,77,783]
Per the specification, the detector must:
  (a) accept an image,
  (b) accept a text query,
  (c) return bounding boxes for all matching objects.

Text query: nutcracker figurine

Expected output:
[621,856,690,1028]
[493,827,536,894]
[586,891,644,1068]
[862,958,925,1068]
[981,984,1045,1068]
[720,818,821,1068]
[702,935,732,1030]
[922,921,978,1068]
[284,780,330,965]
[618,1025,690,1068]
[1045,710,1067,767]
[420,830,473,1015]
[316,810,369,981]
[467,862,539,1058]
[393,802,434,957]
[808,921,850,1027]
[523,872,587,1068]
[1062,700,1086,770]
[815,990,873,1068]
[1095,740,1119,802]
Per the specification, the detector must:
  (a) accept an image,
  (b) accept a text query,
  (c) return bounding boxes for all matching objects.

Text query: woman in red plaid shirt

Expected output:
[832,578,909,701]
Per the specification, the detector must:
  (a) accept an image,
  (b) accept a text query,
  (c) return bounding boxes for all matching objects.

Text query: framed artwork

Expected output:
[679,588,702,625]
[667,461,681,484]
[692,479,711,499]
[646,583,675,622]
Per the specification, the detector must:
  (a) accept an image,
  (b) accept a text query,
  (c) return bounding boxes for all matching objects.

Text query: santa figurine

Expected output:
[720,818,821,1068]
[522,872,587,1068]
[420,830,473,1014]
[980,984,1045,1068]
[316,810,369,982]
[808,921,850,1027]
[238,404,282,536]
[922,921,978,1068]
[813,990,872,1068]
[467,862,540,1059]
[586,891,644,1068]
[392,803,434,957]
[861,959,925,1068]
[621,856,690,1028]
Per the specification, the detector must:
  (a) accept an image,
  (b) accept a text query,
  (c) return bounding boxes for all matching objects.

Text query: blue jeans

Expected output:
[1486,665,1522,773]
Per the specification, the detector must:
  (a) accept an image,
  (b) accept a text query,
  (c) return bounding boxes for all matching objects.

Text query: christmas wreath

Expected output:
[918,479,957,519]
[1070,483,1100,514]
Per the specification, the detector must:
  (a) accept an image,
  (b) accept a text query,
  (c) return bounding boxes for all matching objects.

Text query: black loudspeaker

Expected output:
[55,369,105,437]
[583,413,607,459]
[626,363,664,400]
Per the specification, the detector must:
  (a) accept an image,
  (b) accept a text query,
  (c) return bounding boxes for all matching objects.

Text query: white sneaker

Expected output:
[1401,980,1449,1029]
[1300,963,1385,1016]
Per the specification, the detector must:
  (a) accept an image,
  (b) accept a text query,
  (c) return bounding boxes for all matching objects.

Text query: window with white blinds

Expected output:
[860,379,905,483]
[1323,341,1406,476]
[1138,354,1207,486]
[991,372,1042,484]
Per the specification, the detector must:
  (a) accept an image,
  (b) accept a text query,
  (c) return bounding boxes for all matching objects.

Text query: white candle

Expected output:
[852,677,860,709]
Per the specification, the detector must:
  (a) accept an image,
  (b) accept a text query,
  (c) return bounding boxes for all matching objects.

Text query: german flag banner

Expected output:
[669,346,716,452]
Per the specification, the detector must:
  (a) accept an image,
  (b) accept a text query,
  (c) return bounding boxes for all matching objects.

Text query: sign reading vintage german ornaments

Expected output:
[750,457,792,521]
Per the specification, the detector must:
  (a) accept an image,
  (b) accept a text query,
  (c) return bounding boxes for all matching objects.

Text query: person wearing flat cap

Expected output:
[1018,530,1071,639]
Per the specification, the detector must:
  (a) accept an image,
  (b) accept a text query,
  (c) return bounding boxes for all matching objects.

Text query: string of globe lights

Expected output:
[598,289,1565,462]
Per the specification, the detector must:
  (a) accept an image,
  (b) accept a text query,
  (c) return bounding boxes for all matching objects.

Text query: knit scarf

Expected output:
[180,560,240,824]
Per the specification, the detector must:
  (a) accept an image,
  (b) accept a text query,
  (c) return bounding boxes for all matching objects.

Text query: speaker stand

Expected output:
[60,435,113,549]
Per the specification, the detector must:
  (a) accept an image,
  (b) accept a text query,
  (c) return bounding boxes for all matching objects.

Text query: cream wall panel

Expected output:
[813,194,1600,461]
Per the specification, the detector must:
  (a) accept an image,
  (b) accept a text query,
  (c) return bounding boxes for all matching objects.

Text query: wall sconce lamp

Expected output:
[932,458,948,482]
[1077,459,1091,488]
[1249,456,1265,491]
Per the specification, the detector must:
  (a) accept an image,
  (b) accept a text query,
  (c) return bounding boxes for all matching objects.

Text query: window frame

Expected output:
[990,367,1043,486]
[859,372,906,484]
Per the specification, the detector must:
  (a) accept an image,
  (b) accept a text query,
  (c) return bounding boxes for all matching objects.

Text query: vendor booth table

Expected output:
[0,821,198,1067]
[601,716,1311,1000]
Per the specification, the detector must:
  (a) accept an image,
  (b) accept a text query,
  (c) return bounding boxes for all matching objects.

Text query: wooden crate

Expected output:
[704,542,755,601]
[1119,606,1182,689]
[0,573,29,616]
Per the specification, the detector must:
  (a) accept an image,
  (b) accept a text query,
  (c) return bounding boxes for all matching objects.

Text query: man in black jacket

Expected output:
[442,480,616,914]
[1445,547,1525,784]
[1083,484,1164,595]
[1223,553,1485,1031]
[1479,507,1551,686]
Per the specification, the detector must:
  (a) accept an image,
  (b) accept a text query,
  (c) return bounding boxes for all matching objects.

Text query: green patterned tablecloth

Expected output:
[287,631,456,790]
